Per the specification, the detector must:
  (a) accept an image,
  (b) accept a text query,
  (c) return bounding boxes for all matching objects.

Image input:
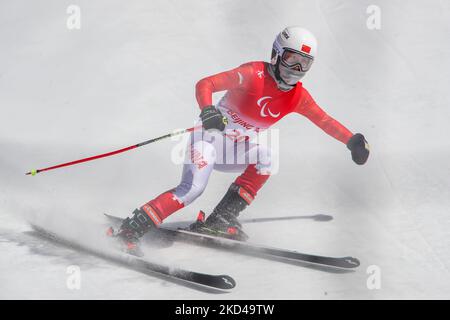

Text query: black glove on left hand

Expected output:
[347,133,370,165]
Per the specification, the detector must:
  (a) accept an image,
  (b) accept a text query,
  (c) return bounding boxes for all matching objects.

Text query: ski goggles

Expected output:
[281,49,314,72]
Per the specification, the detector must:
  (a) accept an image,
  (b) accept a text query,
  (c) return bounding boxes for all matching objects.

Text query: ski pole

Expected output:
[26,125,202,176]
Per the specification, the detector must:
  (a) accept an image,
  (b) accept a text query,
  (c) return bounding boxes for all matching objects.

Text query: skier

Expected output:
[110,26,370,252]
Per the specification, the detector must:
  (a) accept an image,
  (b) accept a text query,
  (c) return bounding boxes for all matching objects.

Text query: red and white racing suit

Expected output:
[140,61,353,226]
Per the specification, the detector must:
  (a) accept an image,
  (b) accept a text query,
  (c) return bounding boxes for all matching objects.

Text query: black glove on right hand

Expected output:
[347,133,370,165]
[200,105,228,131]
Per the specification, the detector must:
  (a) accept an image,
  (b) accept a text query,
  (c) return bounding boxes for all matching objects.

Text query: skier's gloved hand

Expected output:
[200,105,228,131]
[347,133,370,165]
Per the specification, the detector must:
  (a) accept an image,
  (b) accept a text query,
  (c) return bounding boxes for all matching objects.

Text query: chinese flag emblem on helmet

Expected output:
[301,44,311,54]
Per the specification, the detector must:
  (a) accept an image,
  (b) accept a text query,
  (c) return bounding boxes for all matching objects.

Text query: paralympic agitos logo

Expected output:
[257,96,280,118]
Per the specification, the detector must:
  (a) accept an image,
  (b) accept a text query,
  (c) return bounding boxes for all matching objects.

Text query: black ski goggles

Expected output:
[281,49,314,72]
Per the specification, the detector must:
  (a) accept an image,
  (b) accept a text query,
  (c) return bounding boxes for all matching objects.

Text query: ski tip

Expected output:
[218,275,236,290]
[343,256,360,268]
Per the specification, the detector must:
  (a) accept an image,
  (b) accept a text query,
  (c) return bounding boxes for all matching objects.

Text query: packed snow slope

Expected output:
[1,0,449,299]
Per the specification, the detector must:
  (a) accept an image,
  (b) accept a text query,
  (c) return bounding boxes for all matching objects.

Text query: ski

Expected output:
[172,228,359,269]
[30,224,236,291]
[105,213,360,269]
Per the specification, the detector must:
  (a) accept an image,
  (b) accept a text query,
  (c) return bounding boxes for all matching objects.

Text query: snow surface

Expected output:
[1,0,450,299]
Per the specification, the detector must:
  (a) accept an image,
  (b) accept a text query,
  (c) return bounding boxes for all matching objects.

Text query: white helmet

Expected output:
[270,26,317,88]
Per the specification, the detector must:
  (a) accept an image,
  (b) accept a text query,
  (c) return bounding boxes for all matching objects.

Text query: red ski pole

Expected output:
[26,126,202,176]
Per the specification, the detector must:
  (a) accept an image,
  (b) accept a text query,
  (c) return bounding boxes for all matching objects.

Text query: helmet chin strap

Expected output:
[268,60,297,91]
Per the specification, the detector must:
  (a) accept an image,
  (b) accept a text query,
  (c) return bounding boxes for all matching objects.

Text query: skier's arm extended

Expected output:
[295,88,370,164]
[295,89,353,144]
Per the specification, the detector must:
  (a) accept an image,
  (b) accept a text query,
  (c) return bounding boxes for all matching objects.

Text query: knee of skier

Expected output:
[174,181,207,206]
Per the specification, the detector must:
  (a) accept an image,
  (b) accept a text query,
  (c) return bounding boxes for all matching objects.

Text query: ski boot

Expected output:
[106,208,157,256]
[189,183,253,241]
